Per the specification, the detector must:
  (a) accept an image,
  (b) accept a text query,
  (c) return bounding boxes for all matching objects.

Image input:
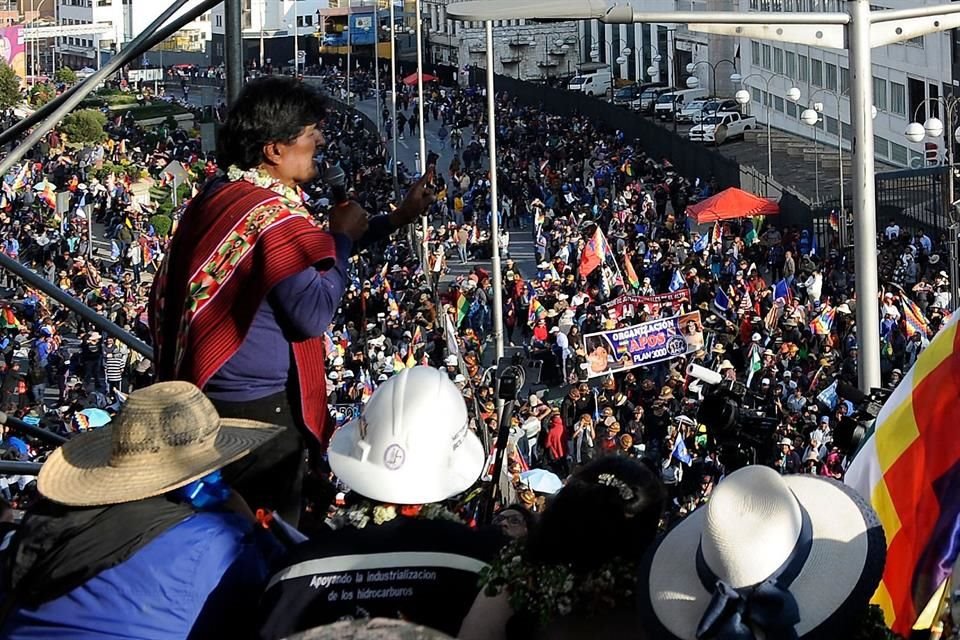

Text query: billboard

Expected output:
[0,26,25,80]
[348,13,376,46]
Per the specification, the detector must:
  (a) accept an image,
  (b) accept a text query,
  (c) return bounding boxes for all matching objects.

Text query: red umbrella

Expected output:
[685,187,779,224]
[402,72,437,86]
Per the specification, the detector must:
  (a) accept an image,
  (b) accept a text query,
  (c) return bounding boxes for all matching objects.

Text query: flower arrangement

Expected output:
[479,540,639,626]
[326,499,463,531]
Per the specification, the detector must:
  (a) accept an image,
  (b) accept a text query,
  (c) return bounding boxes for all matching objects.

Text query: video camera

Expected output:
[686,363,780,469]
[495,353,543,401]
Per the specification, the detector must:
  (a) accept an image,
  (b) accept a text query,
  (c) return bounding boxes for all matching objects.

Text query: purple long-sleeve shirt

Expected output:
[204,215,394,402]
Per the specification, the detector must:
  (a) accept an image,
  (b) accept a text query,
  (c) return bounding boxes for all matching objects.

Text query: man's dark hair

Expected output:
[216,76,327,170]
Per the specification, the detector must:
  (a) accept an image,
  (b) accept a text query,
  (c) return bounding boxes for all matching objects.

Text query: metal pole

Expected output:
[374,0,381,131]
[485,21,504,362]
[260,0,265,68]
[346,1,352,104]
[767,80,773,194]
[848,0,881,392]
[415,0,429,286]
[814,117,820,203]
[947,106,959,311]
[225,0,244,105]
[294,0,299,76]
[389,0,399,200]
[838,126,844,246]
[0,253,152,358]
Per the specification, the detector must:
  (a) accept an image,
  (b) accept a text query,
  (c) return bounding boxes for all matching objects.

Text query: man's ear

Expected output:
[261,141,283,166]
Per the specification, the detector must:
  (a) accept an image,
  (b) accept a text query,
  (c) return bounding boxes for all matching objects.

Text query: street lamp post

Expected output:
[732,72,801,195]
[387,6,400,201]
[685,58,736,96]
[373,0,381,131]
[800,87,857,246]
[905,97,960,311]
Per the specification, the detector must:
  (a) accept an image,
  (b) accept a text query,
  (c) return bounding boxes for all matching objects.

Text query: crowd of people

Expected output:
[0,62,945,639]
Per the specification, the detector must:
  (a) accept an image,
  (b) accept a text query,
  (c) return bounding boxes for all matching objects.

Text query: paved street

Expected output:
[353,95,538,363]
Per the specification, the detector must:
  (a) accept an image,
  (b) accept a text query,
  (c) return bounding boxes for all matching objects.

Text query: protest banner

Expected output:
[602,289,691,321]
[330,404,362,428]
[583,312,704,378]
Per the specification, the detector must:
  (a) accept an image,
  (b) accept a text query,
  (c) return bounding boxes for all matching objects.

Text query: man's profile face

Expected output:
[274,123,324,185]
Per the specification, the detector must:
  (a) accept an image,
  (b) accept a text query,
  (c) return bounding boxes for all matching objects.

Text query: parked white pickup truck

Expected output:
[688,111,757,144]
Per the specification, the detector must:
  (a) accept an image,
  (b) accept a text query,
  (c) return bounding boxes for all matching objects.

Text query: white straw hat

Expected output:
[38,381,283,507]
[639,466,885,639]
[328,366,484,505]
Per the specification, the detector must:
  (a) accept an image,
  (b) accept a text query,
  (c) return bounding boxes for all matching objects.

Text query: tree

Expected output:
[59,109,108,144]
[149,214,173,237]
[54,67,77,85]
[28,82,55,108]
[0,61,22,111]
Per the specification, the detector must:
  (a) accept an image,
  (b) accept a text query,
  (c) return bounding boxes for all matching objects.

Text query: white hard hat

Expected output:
[444,354,458,366]
[328,366,485,504]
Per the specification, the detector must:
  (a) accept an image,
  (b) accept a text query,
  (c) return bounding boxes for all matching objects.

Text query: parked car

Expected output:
[678,98,741,124]
[674,98,713,123]
[688,111,757,144]
[654,87,709,121]
[632,84,672,114]
[613,84,643,106]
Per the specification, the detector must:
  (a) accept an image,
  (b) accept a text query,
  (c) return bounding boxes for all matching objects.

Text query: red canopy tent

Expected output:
[685,187,779,224]
[402,72,437,86]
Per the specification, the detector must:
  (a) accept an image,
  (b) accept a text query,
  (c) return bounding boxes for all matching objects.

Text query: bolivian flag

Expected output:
[846,311,960,635]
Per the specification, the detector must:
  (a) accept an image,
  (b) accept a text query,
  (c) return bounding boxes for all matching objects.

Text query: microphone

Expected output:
[323,165,348,204]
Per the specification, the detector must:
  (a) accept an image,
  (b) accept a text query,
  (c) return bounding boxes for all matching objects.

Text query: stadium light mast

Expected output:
[447,0,960,394]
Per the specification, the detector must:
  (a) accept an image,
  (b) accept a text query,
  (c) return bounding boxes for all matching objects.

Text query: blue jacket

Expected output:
[1,511,280,640]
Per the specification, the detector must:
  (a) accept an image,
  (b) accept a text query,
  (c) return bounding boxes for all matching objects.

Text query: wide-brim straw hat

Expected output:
[38,381,283,506]
[638,466,886,640]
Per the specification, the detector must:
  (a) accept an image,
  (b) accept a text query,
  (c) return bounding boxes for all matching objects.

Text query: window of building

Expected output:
[774,95,785,112]
[762,44,771,69]
[825,62,837,91]
[773,48,783,74]
[785,51,796,79]
[798,54,808,82]
[874,135,889,158]
[97,0,111,6]
[840,66,849,94]
[786,100,798,118]
[750,0,759,9]
[873,76,887,111]
[811,58,823,86]
[890,142,908,165]
[825,115,839,135]
[216,14,222,27]
[751,86,761,103]
[751,40,761,66]
[890,81,906,116]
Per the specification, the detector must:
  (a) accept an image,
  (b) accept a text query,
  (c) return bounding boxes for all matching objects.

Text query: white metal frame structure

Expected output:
[446,0,960,393]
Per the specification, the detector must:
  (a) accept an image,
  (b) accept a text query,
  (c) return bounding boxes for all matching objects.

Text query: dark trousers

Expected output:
[212,389,306,525]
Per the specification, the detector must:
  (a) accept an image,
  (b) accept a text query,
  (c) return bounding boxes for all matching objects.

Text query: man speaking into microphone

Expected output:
[149,76,433,522]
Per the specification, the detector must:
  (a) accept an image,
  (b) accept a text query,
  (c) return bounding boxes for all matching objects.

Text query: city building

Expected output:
[52,0,326,71]
[736,0,952,169]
